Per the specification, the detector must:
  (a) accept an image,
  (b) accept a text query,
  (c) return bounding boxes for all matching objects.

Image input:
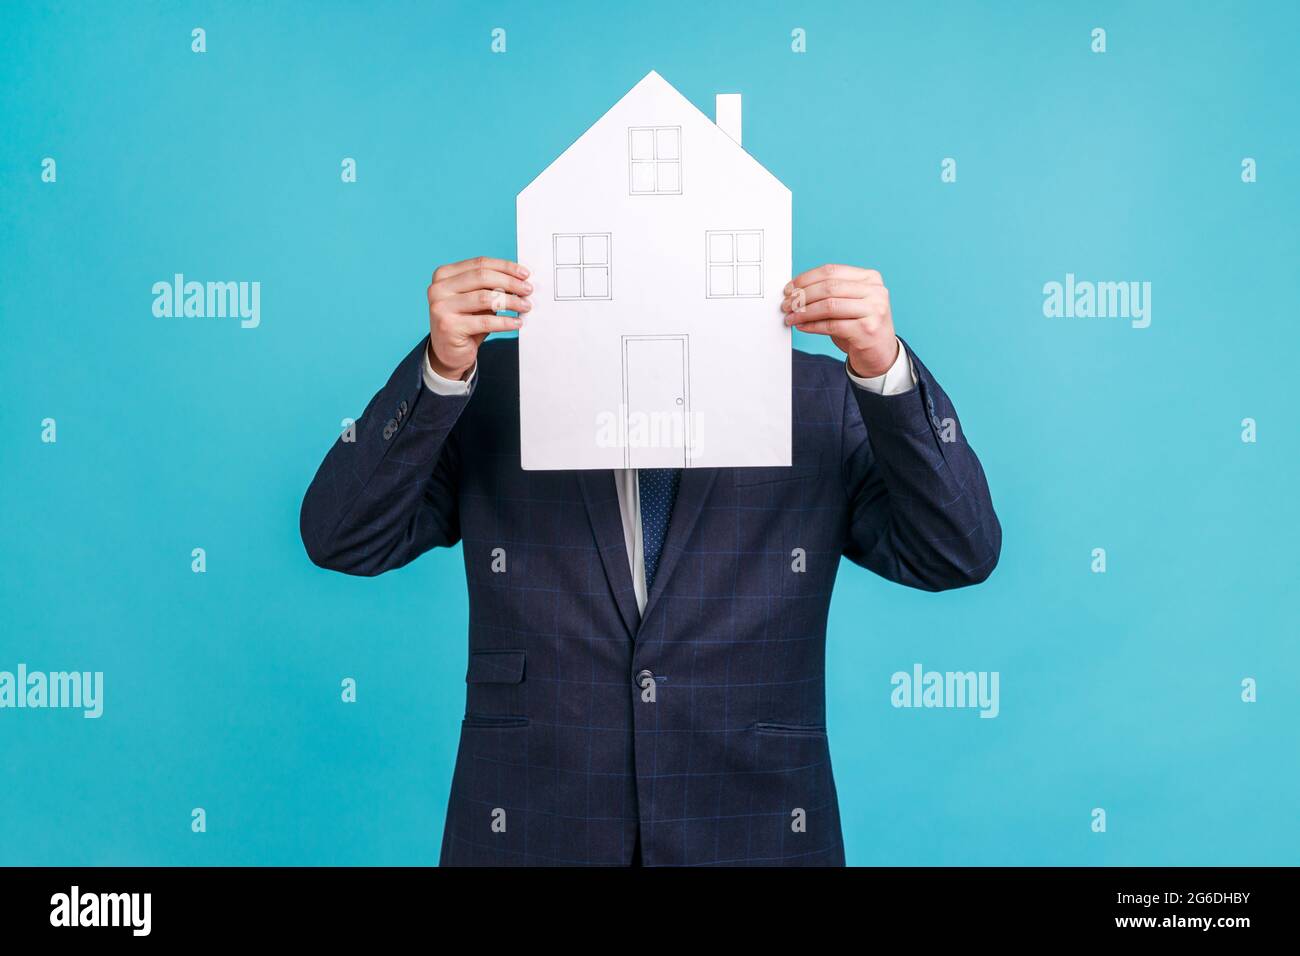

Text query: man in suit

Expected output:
[300,256,1001,866]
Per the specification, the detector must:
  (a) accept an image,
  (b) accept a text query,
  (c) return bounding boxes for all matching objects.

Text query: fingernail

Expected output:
[518,266,531,278]
[513,316,524,327]
[523,281,533,293]
[783,281,794,294]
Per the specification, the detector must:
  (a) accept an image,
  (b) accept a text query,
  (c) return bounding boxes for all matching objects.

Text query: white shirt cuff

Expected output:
[422,345,477,395]
[846,338,916,396]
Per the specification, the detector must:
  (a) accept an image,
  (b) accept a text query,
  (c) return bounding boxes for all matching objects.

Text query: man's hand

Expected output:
[781,264,898,378]
[427,256,533,380]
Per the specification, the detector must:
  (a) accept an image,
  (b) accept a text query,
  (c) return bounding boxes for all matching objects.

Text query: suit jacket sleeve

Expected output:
[840,337,1001,590]
[299,337,471,576]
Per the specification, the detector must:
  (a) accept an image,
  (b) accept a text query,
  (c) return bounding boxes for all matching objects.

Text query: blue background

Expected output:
[2,0,1296,865]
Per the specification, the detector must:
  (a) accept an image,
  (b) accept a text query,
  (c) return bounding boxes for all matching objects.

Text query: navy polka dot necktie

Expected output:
[638,468,682,594]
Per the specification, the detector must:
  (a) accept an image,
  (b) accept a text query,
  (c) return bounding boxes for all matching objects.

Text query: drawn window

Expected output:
[629,126,682,195]
[705,230,763,298]
[554,232,612,300]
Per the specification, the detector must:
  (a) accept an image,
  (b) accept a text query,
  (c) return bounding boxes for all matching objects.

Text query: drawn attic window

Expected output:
[629,126,682,195]
[706,230,763,298]
[554,232,612,300]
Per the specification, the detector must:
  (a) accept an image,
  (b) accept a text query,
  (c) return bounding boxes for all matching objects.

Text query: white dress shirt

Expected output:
[422,340,917,613]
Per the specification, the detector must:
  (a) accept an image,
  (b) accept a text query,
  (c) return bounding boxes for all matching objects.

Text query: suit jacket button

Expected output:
[635,669,657,703]
[399,400,409,416]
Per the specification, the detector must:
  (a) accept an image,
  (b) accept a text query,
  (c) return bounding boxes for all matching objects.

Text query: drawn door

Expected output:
[622,335,690,469]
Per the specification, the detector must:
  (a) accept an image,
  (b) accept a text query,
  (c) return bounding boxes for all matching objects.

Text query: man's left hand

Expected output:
[782,264,898,378]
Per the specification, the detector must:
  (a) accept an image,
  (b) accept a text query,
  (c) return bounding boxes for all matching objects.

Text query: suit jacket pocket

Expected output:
[465,650,527,720]
[732,462,821,487]
[466,650,526,684]
[753,721,827,738]
[462,714,529,728]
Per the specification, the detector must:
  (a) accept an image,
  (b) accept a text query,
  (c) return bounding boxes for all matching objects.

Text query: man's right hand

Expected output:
[426,256,533,381]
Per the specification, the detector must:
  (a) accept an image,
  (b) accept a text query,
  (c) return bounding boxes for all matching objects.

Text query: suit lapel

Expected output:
[577,471,640,639]
[638,468,720,630]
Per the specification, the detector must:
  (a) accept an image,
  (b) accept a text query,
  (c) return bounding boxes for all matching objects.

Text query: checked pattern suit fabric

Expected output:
[300,337,1000,866]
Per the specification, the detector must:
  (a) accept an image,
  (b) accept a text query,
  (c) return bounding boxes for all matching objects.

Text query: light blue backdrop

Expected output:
[2,0,1296,866]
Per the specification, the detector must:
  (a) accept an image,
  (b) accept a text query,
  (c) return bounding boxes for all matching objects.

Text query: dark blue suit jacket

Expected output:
[300,337,1000,866]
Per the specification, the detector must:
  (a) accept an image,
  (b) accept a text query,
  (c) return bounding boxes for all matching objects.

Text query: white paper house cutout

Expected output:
[517,70,792,471]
